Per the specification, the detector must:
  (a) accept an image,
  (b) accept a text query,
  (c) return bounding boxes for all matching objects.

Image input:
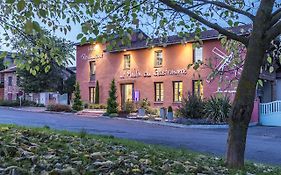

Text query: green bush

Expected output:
[95,80,100,104]
[106,79,118,114]
[176,93,205,119]
[123,100,136,114]
[0,100,44,107]
[72,82,83,111]
[109,113,118,117]
[168,106,173,112]
[46,104,72,112]
[84,103,89,109]
[89,104,107,109]
[203,96,231,123]
[147,107,158,115]
[137,98,150,109]
[0,100,19,107]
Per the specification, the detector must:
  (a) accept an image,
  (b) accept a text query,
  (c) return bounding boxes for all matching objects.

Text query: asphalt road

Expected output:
[0,108,281,165]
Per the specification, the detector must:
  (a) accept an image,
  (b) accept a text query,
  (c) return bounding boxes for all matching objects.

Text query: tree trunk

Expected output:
[226,0,275,168]
[227,121,248,168]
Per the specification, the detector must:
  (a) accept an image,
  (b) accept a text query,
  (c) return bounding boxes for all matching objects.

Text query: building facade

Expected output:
[0,66,20,101]
[76,27,249,109]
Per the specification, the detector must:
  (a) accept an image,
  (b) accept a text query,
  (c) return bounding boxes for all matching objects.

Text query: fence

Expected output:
[260,100,281,126]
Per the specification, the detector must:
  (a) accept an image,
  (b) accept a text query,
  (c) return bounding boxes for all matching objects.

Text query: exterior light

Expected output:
[94,44,100,50]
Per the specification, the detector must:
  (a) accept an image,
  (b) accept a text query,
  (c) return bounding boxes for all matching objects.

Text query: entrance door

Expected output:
[121,84,134,108]
[8,93,12,101]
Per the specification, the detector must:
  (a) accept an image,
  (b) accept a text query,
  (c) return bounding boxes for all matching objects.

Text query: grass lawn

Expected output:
[0,124,280,175]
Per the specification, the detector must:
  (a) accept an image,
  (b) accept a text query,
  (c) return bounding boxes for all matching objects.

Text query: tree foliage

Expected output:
[1,0,281,169]
[62,74,76,95]
[14,30,74,92]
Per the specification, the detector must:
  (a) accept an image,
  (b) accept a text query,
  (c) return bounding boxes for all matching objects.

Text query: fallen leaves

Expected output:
[0,127,279,175]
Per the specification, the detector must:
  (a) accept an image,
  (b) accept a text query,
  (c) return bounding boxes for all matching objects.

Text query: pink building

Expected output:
[0,66,20,101]
[76,26,255,110]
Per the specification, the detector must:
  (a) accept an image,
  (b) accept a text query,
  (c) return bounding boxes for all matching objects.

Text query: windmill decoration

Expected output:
[207,47,243,84]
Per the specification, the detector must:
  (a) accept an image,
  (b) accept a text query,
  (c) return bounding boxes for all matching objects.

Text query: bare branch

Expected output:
[270,8,281,27]
[266,21,281,41]
[197,0,255,20]
[159,0,249,45]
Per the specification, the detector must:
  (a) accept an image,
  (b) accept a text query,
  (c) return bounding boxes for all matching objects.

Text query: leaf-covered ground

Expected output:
[0,125,280,175]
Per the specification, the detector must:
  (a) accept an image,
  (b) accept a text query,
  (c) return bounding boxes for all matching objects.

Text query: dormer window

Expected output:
[193,47,203,63]
[89,61,96,81]
[154,50,163,67]
[124,54,131,69]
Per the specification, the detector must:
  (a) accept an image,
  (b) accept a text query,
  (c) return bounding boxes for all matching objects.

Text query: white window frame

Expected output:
[194,47,203,62]
[154,50,163,67]
[124,54,131,69]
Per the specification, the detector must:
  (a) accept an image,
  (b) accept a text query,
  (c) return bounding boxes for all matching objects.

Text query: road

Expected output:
[0,108,281,165]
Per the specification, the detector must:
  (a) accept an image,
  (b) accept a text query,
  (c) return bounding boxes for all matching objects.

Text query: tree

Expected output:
[17,65,63,93]
[74,1,281,168]
[0,1,77,74]
[1,0,281,168]
[95,80,100,104]
[106,79,118,114]
[13,30,74,93]
[72,82,83,111]
[62,74,76,104]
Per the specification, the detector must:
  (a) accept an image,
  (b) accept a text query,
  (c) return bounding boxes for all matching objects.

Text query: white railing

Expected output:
[260,100,281,115]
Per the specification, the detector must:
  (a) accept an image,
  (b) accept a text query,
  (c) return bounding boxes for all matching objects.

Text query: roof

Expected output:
[0,66,16,73]
[75,24,253,52]
[67,66,76,72]
[65,66,76,74]
[108,24,252,52]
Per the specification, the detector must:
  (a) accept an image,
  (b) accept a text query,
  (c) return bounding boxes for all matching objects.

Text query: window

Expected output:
[89,87,95,103]
[8,76,12,86]
[89,61,96,81]
[193,47,203,62]
[16,76,20,86]
[193,80,203,98]
[173,81,183,102]
[0,75,4,84]
[154,50,163,67]
[124,54,131,69]
[154,82,164,102]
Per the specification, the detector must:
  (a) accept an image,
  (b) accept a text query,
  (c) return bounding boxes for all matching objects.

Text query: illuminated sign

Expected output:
[120,68,188,79]
[81,53,103,61]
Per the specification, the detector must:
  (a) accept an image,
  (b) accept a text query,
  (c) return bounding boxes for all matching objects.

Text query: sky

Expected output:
[0,2,254,66]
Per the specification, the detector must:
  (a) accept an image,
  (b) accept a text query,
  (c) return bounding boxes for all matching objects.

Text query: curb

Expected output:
[1,106,259,129]
[0,106,75,115]
[102,116,258,129]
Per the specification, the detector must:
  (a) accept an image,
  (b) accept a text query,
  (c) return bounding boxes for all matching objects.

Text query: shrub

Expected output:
[95,80,100,104]
[176,93,205,119]
[203,96,231,123]
[0,100,19,107]
[147,107,158,115]
[84,103,89,109]
[168,106,173,112]
[0,100,44,107]
[124,100,136,114]
[106,79,118,114]
[137,98,150,109]
[72,82,83,111]
[89,104,107,109]
[109,113,118,117]
[47,104,72,112]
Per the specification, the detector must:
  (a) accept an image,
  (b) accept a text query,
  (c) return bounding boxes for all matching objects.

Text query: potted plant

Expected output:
[138,99,149,117]
[160,107,167,120]
[167,106,173,121]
